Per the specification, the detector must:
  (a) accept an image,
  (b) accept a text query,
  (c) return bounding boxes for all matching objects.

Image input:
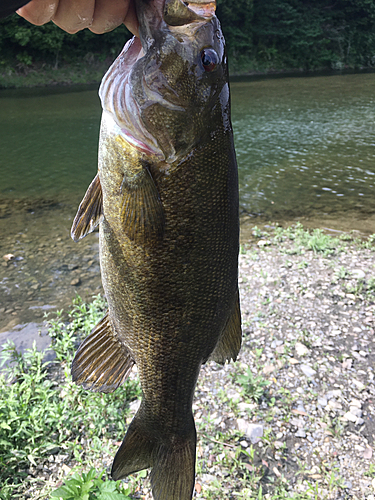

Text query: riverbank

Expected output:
[1,58,372,89]
[0,60,111,89]
[1,223,374,500]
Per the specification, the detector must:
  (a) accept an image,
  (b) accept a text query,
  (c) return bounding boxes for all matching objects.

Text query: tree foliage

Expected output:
[1,1,375,72]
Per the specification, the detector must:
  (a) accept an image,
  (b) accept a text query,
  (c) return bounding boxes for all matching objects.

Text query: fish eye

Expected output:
[200,48,219,72]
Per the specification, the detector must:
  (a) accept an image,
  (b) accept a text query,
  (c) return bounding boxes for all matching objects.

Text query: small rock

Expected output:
[129,399,141,412]
[263,364,275,374]
[295,429,306,438]
[201,474,216,483]
[363,447,373,459]
[237,420,263,443]
[240,440,249,448]
[295,342,309,356]
[352,269,365,279]
[2,253,15,261]
[352,379,365,391]
[274,441,284,449]
[349,407,362,418]
[318,397,327,407]
[257,240,271,247]
[300,364,316,378]
[238,402,257,411]
[343,412,359,423]
[289,357,299,365]
[70,278,81,286]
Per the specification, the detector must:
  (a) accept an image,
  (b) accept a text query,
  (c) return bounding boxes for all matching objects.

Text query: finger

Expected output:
[89,0,128,34]
[17,0,58,25]
[123,1,139,37]
[53,0,95,34]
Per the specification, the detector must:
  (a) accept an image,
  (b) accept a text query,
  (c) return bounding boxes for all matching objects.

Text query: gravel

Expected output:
[19,224,375,499]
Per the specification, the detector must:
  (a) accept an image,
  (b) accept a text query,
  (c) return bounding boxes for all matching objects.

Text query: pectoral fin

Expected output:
[71,174,103,242]
[209,290,242,364]
[71,312,134,393]
[121,167,164,246]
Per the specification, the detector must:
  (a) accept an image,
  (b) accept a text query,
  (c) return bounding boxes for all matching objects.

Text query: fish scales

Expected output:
[71,0,241,498]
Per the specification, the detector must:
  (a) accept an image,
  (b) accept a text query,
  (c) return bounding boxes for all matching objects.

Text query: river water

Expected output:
[0,73,374,347]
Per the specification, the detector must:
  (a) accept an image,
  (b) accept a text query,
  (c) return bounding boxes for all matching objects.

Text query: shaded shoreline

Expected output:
[1,60,375,90]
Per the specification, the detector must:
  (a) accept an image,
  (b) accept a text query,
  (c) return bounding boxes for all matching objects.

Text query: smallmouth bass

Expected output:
[70,1,241,499]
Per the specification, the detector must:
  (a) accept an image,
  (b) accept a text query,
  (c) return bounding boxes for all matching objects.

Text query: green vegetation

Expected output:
[0,295,141,500]
[1,0,375,86]
[50,468,132,500]
[273,222,342,256]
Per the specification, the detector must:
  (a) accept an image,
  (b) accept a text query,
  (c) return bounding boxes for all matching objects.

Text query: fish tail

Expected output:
[150,433,196,500]
[111,406,196,500]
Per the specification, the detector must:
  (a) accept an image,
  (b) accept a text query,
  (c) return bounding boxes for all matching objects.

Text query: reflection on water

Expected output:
[231,73,375,227]
[0,74,375,343]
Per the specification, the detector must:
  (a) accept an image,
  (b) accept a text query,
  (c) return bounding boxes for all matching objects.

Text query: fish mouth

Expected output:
[99,37,164,159]
[99,0,217,160]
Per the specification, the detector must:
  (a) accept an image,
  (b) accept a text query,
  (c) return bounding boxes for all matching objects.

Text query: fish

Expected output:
[70,0,241,499]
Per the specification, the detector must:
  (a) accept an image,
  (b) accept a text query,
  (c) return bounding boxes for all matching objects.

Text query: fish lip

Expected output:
[99,37,165,160]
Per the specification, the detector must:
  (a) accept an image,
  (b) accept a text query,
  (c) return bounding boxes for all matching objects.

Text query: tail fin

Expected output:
[150,437,196,500]
[111,407,196,500]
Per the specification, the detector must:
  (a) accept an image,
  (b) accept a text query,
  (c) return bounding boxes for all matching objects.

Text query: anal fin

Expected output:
[121,166,164,246]
[71,312,134,393]
[71,174,103,242]
[209,290,242,364]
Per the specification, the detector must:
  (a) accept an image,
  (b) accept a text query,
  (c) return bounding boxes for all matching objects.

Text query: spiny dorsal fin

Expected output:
[121,167,165,246]
[71,312,134,393]
[71,174,103,242]
[209,290,242,364]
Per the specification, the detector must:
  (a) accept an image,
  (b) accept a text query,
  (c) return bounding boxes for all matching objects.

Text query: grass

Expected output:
[50,468,132,500]
[0,262,368,499]
[0,295,141,500]
[273,223,342,256]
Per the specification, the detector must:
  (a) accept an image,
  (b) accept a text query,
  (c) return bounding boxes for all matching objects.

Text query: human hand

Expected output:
[17,0,139,36]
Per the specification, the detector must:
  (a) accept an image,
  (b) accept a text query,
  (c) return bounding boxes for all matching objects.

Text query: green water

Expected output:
[0,73,374,337]
[231,73,375,231]
[0,86,101,203]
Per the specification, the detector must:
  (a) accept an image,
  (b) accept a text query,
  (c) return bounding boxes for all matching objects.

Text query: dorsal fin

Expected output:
[71,174,103,242]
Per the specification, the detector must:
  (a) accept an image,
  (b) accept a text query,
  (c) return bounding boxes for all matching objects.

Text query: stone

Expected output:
[343,412,359,423]
[257,240,271,247]
[300,364,316,378]
[2,253,15,261]
[274,441,284,449]
[263,364,275,374]
[295,342,309,356]
[236,420,264,443]
[352,269,365,279]
[295,429,306,438]
[352,379,365,391]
